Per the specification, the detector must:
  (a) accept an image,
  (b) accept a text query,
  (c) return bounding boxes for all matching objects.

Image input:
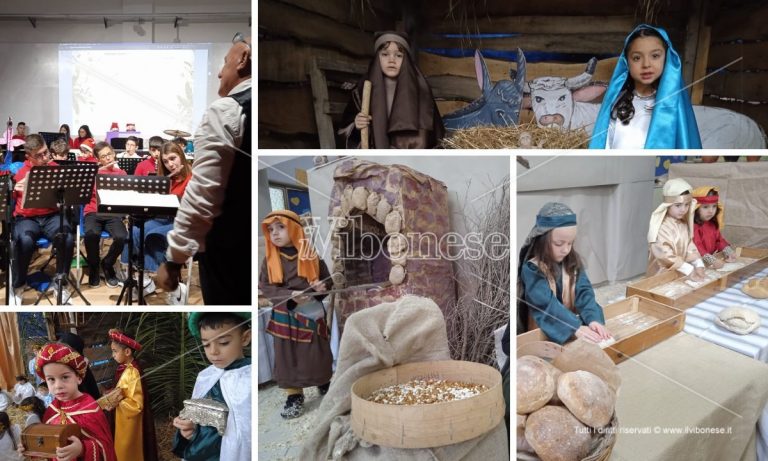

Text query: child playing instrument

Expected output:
[73,125,94,149]
[21,342,117,461]
[260,209,333,418]
[134,136,163,176]
[340,31,444,148]
[108,329,158,461]
[118,136,141,159]
[84,142,128,288]
[647,178,706,279]
[692,186,737,268]
[589,24,701,149]
[172,312,251,460]
[517,202,612,345]
[122,141,192,304]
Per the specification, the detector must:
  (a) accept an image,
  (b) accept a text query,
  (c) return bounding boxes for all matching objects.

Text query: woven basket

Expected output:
[517,341,618,461]
[351,360,505,449]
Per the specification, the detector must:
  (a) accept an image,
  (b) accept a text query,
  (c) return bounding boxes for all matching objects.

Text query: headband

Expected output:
[374,33,411,54]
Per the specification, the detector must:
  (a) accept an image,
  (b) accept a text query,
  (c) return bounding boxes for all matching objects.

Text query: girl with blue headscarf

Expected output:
[517,202,612,345]
[589,25,702,149]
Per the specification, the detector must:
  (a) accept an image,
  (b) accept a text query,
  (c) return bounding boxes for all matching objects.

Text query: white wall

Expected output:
[517,155,656,284]
[0,0,250,139]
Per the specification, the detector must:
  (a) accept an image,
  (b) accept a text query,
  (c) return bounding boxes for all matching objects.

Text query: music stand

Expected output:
[67,152,77,161]
[23,163,98,305]
[0,175,11,305]
[38,131,66,146]
[96,175,172,305]
[117,158,142,175]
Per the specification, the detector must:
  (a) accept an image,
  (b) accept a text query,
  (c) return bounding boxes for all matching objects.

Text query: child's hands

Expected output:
[690,267,706,282]
[291,290,311,305]
[173,416,197,440]
[711,259,725,269]
[588,321,613,341]
[575,325,601,343]
[56,435,83,461]
[310,280,327,293]
[354,113,372,130]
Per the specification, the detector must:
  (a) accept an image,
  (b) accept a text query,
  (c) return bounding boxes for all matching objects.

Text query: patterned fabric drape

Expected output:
[0,313,24,389]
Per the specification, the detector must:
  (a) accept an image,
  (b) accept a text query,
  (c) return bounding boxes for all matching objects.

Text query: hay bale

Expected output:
[441,123,590,149]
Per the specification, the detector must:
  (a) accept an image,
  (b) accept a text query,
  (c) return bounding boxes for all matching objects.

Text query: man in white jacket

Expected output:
[157,33,251,305]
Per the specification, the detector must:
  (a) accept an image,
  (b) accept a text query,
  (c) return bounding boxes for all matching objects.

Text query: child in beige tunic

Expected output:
[647,178,706,280]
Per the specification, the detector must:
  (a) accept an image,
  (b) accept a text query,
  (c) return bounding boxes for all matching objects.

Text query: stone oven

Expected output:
[328,159,456,327]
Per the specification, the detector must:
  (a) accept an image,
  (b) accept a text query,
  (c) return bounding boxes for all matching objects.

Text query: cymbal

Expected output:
[164,129,191,138]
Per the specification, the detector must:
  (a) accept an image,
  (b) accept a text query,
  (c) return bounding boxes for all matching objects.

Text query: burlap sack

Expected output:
[300,295,509,460]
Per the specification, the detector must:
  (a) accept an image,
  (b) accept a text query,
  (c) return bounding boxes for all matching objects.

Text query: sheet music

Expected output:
[98,189,179,210]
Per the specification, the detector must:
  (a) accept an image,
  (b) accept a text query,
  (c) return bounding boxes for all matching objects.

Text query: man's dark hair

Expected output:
[148,136,164,150]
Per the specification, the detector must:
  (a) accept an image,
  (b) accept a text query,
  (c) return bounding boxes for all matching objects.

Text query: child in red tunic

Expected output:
[21,342,117,461]
[692,186,736,269]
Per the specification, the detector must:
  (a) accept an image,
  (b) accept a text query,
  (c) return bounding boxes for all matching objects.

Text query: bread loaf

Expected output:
[557,370,615,428]
[525,405,592,461]
[517,356,556,414]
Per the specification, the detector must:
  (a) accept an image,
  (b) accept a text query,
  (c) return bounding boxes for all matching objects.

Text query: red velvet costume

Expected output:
[43,394,118,461]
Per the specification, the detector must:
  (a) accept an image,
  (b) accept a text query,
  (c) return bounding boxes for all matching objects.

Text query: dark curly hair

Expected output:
[611,27,668,125]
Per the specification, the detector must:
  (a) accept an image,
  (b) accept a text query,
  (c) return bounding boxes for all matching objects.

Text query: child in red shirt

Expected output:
[692,186,737,268]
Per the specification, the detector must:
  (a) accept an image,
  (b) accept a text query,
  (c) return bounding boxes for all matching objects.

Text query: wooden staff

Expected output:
[360,80,372,149]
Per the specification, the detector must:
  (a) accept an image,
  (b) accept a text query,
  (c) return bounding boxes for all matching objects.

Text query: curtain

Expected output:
[0,313,24,390]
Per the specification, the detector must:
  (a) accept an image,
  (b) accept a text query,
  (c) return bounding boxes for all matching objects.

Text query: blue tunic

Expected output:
[521,261,605,345]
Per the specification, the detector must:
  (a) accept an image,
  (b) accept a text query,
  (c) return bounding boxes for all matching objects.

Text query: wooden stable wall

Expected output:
[260,0,767,148]
[258,0,396,148]
[702,1,768,136]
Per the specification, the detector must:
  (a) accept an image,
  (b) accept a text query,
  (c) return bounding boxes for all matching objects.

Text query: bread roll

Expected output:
[517,414,534,454]
[525,405,592,461]
[557,370,615,428]
[517,356,556,414]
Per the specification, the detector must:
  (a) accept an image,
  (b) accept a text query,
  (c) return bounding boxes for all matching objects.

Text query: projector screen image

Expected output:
[59,44,209,140]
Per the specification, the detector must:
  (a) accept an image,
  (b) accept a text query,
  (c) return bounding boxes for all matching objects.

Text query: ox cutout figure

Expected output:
[443,49,526,130]
[523,58,766,149]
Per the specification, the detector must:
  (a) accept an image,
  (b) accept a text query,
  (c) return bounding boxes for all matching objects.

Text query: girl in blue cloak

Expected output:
[589,24,702,149]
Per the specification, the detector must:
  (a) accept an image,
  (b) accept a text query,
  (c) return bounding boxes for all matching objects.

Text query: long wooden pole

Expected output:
[360,80,372,149]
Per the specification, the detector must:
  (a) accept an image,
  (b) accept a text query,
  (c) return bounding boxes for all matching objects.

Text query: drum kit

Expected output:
[164,129,191,138]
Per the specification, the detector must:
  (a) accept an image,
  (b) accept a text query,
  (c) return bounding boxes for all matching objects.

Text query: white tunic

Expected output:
[186,364,252,461]
[607,92,655,149]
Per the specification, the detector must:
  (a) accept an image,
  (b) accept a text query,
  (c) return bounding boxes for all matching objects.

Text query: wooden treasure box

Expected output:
[350,360,504,449]
[626,247,768,310]
[21,423,82,458]
[518,295,685,364]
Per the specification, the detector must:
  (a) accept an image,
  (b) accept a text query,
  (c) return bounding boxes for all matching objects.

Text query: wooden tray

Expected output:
[350,360,504,449]
[626,247,768,310]
[517,295,685,364]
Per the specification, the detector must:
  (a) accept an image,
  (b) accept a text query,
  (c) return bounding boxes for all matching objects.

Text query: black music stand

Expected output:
[38,131,66,146]
[96,175,172,305]
[117,158,142,175]
[23,163,98,305]
[0,175,11,305]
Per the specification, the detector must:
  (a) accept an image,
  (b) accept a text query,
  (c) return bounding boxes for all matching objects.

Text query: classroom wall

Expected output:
[0,0,250,139]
